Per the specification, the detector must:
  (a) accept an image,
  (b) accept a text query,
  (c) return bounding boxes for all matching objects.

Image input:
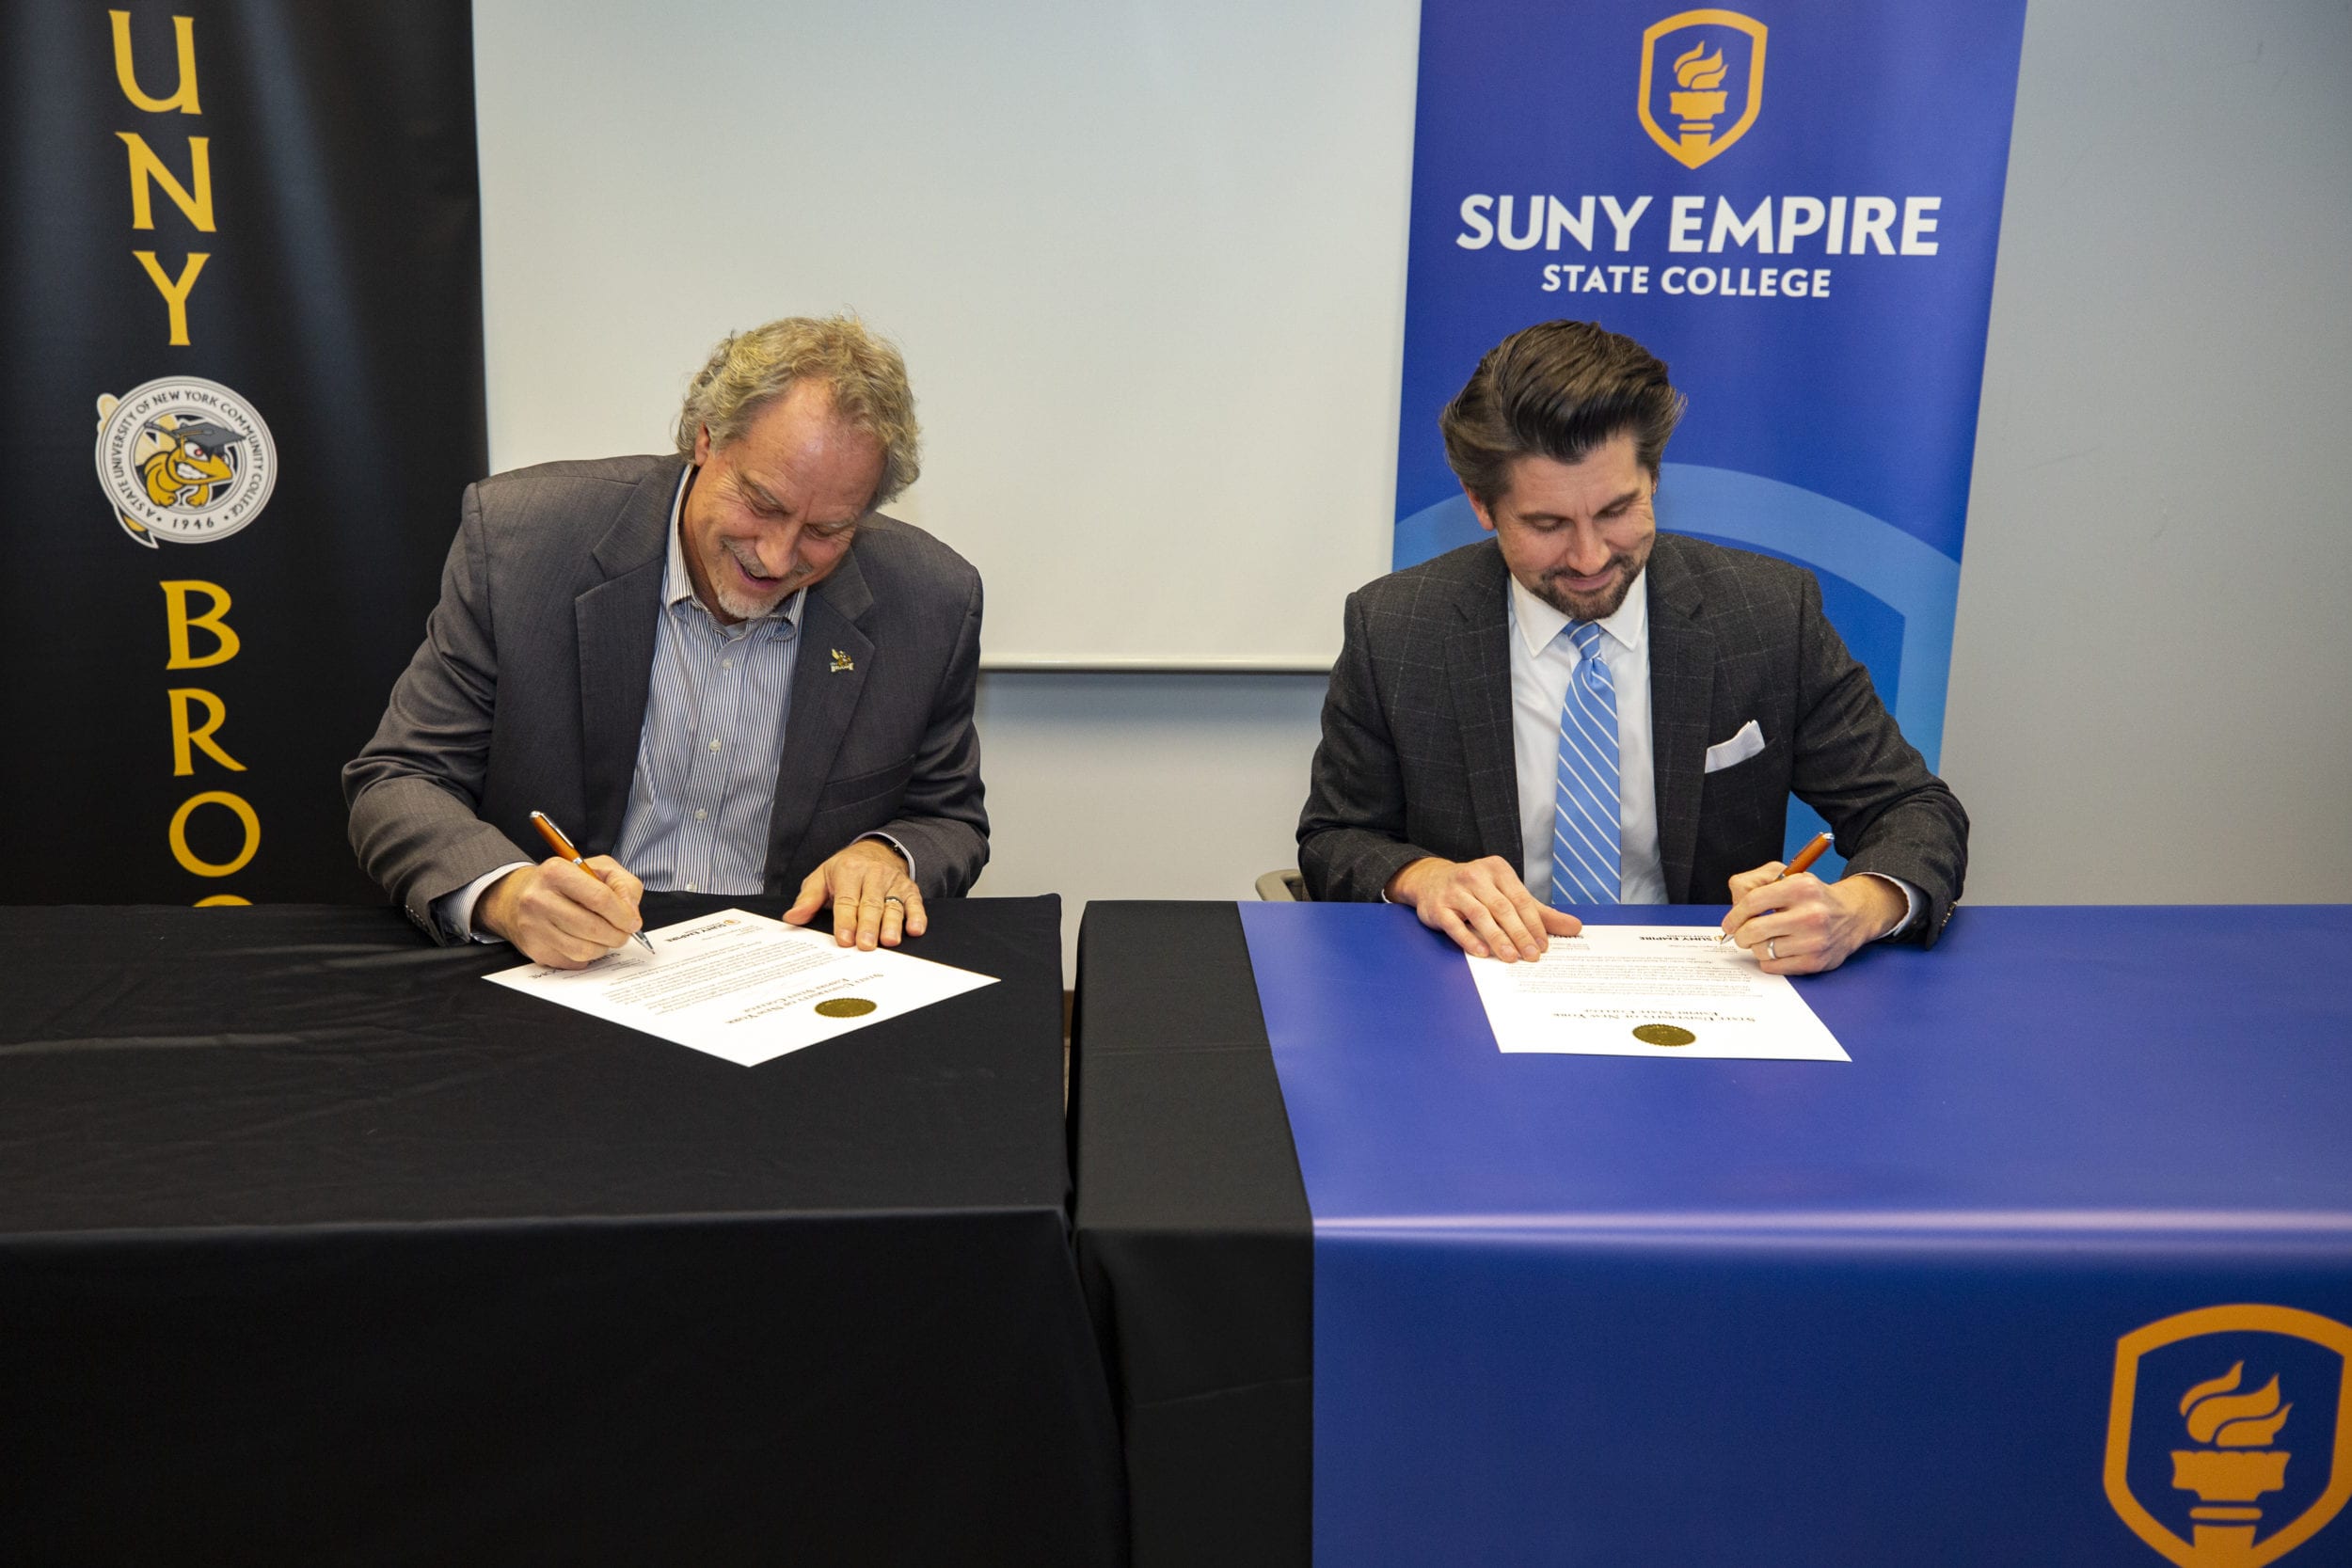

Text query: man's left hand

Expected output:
[1720,865,1904,976]
[784,839,927,950]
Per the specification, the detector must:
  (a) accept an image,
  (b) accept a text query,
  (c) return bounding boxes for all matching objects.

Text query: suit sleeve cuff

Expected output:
[1858,872,1923,942]
[434,862,532,943]
[857,832,915,886]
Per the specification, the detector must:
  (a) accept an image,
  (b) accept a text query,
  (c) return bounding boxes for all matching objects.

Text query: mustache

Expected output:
[1544,553,1637,585]
[724,542,802,588]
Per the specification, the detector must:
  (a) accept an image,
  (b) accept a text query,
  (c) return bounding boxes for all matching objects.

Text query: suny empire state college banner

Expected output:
[1395,0,2029,874]
[0,0,485,904]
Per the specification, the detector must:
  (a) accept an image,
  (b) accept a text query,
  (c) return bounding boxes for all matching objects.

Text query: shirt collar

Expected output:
[660,464,805,634]
[1507,563,1648,659]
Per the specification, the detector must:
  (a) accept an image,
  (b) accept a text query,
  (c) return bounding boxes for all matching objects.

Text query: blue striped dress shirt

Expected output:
[611,470,807,895]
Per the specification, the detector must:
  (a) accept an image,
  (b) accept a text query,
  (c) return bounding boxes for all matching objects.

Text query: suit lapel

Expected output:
[576,463,682,848]
[1645,537,1715,902]
[763,549,875,887]
[1444,546,1523,861]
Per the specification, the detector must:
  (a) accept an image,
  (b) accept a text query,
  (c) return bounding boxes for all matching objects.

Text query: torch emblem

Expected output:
[1637,9,1768,170]
[2106,1305,2352,1566]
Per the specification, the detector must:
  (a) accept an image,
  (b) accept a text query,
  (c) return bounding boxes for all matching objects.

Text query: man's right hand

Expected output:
[475,855,645,969]
[1384,855,1580,961]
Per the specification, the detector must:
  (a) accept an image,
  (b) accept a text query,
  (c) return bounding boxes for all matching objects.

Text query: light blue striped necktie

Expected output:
[1550,621,1622,907]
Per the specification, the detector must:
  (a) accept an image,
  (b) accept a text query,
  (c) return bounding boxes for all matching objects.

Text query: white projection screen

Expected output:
[473,0,1422,669]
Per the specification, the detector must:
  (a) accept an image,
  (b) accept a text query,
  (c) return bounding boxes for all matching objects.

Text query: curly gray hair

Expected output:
[675,314,921,506]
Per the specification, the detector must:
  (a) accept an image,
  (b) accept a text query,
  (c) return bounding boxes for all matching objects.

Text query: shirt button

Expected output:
[694,808,707,821]
[722,658,736,670]
[683,881,696,892]
[707,737,723,752]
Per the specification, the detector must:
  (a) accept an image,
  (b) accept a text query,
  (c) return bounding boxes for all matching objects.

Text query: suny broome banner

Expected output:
[1394,0,2029,872]
[0,0,485,903]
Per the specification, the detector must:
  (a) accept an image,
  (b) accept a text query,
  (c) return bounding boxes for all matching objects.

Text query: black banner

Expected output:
[2,1,485,903]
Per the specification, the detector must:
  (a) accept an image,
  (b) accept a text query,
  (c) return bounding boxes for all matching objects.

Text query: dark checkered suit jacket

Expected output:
[1297,532,1965,944]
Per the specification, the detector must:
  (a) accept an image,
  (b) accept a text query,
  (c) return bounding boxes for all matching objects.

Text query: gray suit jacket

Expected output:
[1297,532,1965,943]
[344,454,988,939]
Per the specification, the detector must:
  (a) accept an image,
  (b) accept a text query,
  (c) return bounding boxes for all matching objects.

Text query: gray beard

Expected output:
[713,578,792,620]
[710,542,801,620]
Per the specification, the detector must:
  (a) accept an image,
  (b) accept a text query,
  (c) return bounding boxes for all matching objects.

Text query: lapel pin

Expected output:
[829,648,855,673]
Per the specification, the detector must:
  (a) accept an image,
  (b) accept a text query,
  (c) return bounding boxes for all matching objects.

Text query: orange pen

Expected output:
[530,810,655,952]
[1782,831,1835,879]
[1720,831,1834,942]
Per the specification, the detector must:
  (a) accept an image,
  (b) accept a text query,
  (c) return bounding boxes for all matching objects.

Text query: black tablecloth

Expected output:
[0,895,1123,1564]
[1070,903,1311,1568]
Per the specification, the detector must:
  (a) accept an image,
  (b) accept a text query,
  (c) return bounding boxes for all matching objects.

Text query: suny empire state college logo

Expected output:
[1638,8,1768,169]
[2106,1305,2352,1566]
[93,376,278,549]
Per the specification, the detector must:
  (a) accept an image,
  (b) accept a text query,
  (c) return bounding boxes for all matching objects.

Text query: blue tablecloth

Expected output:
[1240,903,2352,1567]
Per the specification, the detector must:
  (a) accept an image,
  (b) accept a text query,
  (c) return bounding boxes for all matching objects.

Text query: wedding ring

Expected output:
[1767,938,1778,960]
[883,895,904,908]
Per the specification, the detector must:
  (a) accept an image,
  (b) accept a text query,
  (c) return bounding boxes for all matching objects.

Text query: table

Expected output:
[0,895,1123,1565]
[1072,903,1314,1568]
[1072,901,2352,1568]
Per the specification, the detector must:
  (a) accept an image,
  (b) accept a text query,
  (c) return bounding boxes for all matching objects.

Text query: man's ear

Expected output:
[1467,487,1498,534]
[691,423,714,466]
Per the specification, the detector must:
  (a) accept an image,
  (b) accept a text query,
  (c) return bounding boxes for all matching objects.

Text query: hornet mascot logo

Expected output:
[93,376,278,548]
[139,418,243,509]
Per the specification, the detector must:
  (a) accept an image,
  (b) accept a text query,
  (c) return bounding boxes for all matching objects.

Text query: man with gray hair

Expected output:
[347,314,986,966]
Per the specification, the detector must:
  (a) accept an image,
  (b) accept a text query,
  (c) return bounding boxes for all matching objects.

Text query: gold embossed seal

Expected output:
[815,998,878,1019]
[1632,1023,1696,1047]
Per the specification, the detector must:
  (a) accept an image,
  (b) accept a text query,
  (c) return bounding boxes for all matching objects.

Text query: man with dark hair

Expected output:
[1297,320,1966,974]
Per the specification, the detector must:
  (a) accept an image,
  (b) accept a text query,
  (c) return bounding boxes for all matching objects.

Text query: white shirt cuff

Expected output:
[433,862,532,943]
[1858,872,1923,941]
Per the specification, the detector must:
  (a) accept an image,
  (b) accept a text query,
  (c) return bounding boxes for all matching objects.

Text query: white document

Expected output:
[1468,924,1849,1061]
[483,909,997,1067]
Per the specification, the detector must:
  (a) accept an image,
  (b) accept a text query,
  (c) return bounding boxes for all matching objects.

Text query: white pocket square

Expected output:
[1703,720,1766,773]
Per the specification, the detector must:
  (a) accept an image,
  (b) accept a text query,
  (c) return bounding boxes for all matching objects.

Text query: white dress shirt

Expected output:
[1504,570,1919,933]
[1508,572,1666,904]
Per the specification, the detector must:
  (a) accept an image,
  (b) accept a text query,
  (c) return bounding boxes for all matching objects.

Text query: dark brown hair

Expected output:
[1439,320,1686,505]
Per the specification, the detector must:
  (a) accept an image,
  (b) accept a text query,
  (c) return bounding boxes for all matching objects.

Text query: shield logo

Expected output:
[2106,1305,2352,1567]
[1637,9,1768,170]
